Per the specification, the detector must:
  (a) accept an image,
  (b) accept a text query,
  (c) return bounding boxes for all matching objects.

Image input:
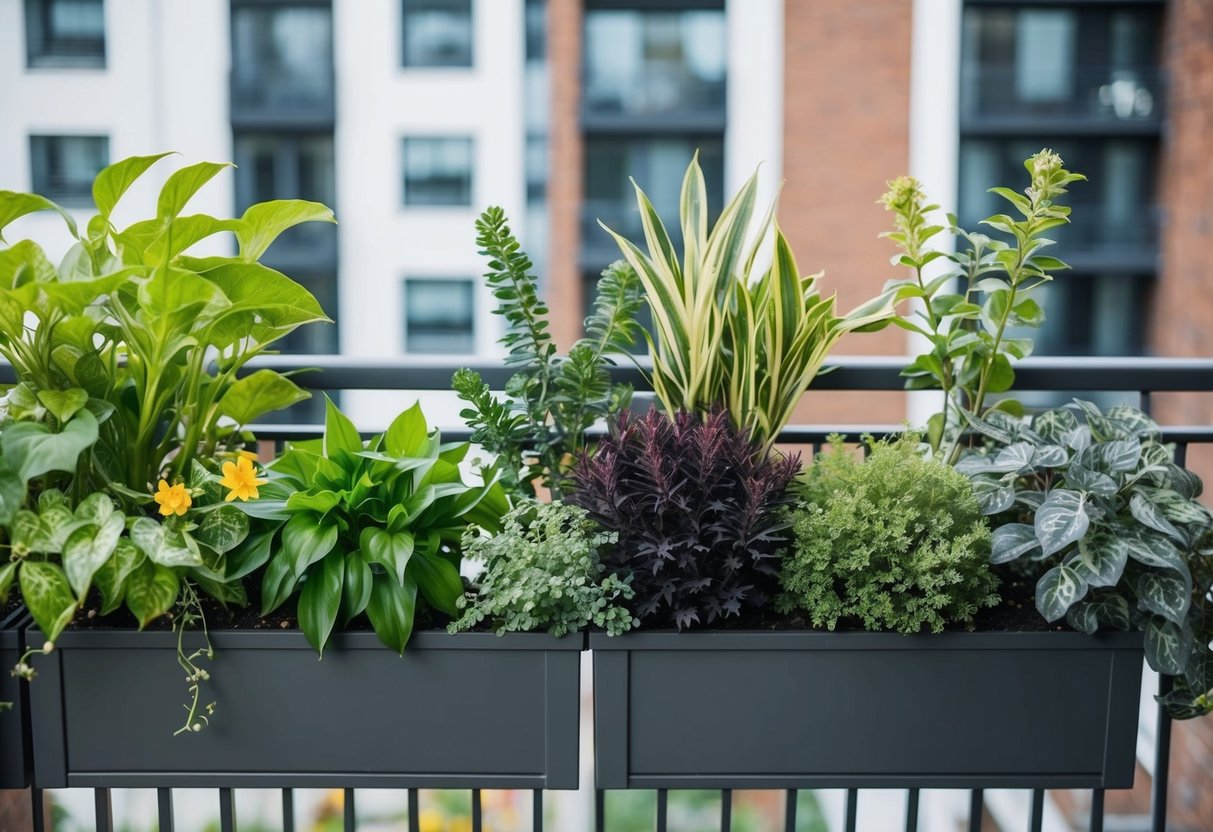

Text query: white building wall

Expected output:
[725,0,782,233]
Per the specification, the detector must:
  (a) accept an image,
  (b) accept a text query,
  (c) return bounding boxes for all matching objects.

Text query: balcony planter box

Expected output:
[591,630,1144,790]
[1,607,32,788]
[28,627,582,789]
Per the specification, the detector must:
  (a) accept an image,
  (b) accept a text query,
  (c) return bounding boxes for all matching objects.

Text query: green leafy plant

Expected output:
[452,208,642,500]
[778,434,997,633]
[957,401,1213,716]
[882,149,1084,460]
[240,399,509,655]
[600,154,895,448]
[450,501,636,637]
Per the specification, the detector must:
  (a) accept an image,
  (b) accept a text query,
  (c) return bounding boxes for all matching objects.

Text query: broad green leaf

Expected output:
[299,553,344,656]
[1035,564,1087,622]
[0,460,25,526]
[1129,491,1184,542]
[361,527,415,585]
[237,199,335,262]
[990,523,1041,564]
[342,550,374,625]
[1066,594,1131,634]
[19,561,77,640]
[1136,571,1191,626]
[36,388,89,424]
[74,492,115,525]
[194,505,250,555]
[323,396,362,457]
[2,409,98,482]
[156,161,231,221]
[970,478,1015,515]
[366,571,418,655]
[136,266,227,319]
[285,489,342,515]
[124,560,180,629]
[1126,531,1187,572]
[226,527,276,581]
[384,402,429,457]
[1035,489,1089,556]
[261,549,299,615]
[219,370,310,425]
[62,513,124,600]
[1144,617,1191,675]
[183,258,330,341]
[1065,464,1119,498]
[408,548,463,617]
[130,517,204,568]
[280,513,338,578]
[1065,530,1128,588]
[93,539,145,615]
[0,239,56,289]
[92,153,173,218]
[146,215,242,263]
[0,191,78,239]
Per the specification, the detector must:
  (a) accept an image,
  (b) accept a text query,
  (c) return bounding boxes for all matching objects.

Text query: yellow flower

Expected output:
[219,456,267,502]
[154,480,191,517]
[235,449,259,462]
[418,809,444,832]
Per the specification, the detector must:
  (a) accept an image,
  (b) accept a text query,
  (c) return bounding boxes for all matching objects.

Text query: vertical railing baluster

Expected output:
[95,788,114,832]
[282,788,295,832]
[344,788,356,831]
[1090,789,1105,832]
[472,789,482,832]
[1140,390,1152,416]
[1029,788,1044,832]
[219,787,237,832]
[968,789,983,832]
[408,788,419,832]
[721,789,732,832]
[533,789,544,832]
[904,788,919,832]
[595,789,605,832]
[1152,674,1174,832]
[157,788,175,832]
[784,789,797,832]
[31,787,45,832]
[656,789,669,832]
[844,789,858,832]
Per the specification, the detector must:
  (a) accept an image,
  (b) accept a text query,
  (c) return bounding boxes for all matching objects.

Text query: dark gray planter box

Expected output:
[0,607,32,788]
[29,628,582,789]
[591,630,1144,790]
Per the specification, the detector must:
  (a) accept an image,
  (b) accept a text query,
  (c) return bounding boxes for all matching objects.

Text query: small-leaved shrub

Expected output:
[779,435,997,633]
[571,408,799,630]
[451,501,637,637]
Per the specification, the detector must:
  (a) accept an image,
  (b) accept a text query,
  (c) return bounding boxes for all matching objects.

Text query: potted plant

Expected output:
[581,153,1170,790]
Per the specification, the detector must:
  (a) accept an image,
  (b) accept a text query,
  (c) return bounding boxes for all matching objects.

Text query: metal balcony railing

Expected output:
[959,65,1165,128]
[4,355,1213,832]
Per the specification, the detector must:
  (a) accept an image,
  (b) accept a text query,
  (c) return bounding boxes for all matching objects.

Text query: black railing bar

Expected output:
[95,787,114,832]
[784,789,798,832]
[1030,788,1045,832]
[408,788,419,832]
[721,788,732,832]
[1091,789,1105,832]
[472,788,482,832]
[1151,674,1174,832]
[968,789,983,832]
[219,787,236,832]
[31,787,46,832]
[905,788,919,832]
[283,788,295,832]
[344,787,356,832]
[1141,390,1152,417]
[533,788,543,832]
[595,789,606,832]
[844,789,858,832]
[657,788,669,832]
[158,787,175,832]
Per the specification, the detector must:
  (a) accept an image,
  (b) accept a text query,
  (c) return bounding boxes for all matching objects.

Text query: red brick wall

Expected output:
[782,0,912,425]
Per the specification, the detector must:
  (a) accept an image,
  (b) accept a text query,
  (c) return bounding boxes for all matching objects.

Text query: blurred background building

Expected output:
[1,0,1212,829]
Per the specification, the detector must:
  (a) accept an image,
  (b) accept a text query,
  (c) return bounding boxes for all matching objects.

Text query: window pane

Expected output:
[25,0,105,67]
[232,6,333,112]
[584,9,726,117]
[402,0,472,68]
[403,137,473,206]
[29,135,108,206]
[405,279,475,353]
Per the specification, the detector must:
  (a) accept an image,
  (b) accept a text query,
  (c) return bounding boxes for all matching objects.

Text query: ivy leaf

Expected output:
[1035,489,1089,556]
[990,523,1041,564]
[1035,564,1087,622]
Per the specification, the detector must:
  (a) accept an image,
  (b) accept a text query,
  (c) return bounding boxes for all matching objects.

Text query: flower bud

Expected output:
[42,641,54,654]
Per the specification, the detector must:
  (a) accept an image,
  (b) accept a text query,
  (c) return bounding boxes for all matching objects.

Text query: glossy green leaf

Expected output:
[1065,530,1128,588]
[1035,489,1088,556]
[219,369,310,425]
[361,527,415,585]
[124,560,180,629]
[62,512,124,600]
[990,523,1041,564]
[19,561,77,641]
[1129,491,1184,542]
[1144,617,1191,675]
[194,505,250,555]
[384,402,429,457]
[323,395,362,457]
[36,388,89,424]
[299,553,344,656]
[237,199,335,262]
[92,153,173,218]
[366,571,418,655]
[1136,571,1191,626]
[342,550,374,625]
[280,512,338,578]
[130,517,204,568]
[408,548,463,617]
[156,161,231,221]
[0,191,77,239]
[1035,564,1087,622]
[1066,594,1131,634]
[93,539,145,615]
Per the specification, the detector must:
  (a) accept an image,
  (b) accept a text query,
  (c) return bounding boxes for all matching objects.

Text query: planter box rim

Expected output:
[588,629,1144,650]
[0,605,27,631]
[33,626,586,651]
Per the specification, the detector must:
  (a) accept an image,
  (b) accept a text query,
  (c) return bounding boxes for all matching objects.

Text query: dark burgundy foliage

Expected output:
[570,408,800,630]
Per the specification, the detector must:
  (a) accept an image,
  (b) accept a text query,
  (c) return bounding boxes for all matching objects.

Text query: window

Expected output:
[402,0,472,68]
[403,137,474,207]
[29,135,108,206]
[231,5,333,115]
[404,279,475,354]
[234,133,337,263]
[24,0,105,68]
[584,7,726,117]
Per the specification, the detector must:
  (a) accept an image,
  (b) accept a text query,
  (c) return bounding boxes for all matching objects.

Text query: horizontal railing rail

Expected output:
[3,355,1213,832]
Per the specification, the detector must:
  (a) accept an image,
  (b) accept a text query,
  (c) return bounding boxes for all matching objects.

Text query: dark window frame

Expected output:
[29,134,109,207]
[402,136,475,208]
[24,0,106,69]
[401,0,474,69]
[402,277,477,355]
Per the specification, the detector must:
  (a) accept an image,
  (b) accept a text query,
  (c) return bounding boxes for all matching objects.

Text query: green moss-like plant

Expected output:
[451,501,637,637]
[778,434,998,633]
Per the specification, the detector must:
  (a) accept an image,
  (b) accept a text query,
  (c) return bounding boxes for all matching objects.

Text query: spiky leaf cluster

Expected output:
[778,434,997,634]
[453,208,642,500]
[571,408,799,630]
[451,501,637,637]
